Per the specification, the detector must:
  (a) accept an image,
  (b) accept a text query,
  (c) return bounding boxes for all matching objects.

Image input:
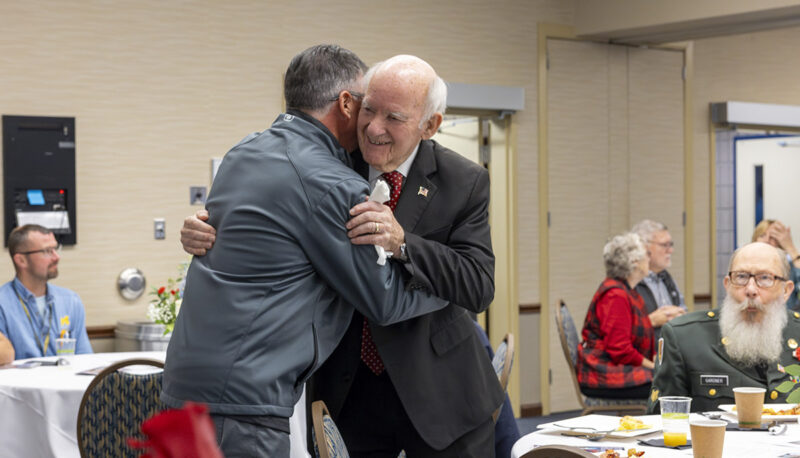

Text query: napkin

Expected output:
[369,179,390,265]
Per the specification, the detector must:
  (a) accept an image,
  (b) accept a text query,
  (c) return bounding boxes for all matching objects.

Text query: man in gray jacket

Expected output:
[161,44,446,457]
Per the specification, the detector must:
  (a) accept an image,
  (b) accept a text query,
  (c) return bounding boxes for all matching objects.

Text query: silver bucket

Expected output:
[114,320,171,352]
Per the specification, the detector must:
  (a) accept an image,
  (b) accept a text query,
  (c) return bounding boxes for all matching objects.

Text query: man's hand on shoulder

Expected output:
[346,199,405,257]
[181,210,216,256]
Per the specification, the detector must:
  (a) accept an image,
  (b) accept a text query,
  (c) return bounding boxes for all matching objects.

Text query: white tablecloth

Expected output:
[0,352,310,458]
[511,413,800,457]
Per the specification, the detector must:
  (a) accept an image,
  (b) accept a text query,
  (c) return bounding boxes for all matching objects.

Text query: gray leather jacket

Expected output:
[161,112,446,417]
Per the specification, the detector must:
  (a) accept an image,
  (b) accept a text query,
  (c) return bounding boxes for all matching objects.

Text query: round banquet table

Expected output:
[511,413,800,457]
[0,352,310,458]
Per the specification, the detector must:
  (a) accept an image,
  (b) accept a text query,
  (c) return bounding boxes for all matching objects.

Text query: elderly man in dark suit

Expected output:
[182,55,504,457]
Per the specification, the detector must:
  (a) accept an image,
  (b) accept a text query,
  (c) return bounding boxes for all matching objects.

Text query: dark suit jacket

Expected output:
[312,139,504,450]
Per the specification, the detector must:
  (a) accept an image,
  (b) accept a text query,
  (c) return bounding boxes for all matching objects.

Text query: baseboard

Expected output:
[520,403,542,417]
[86,325,115,339]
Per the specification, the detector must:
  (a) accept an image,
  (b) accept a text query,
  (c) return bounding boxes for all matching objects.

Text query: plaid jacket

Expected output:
[576,278,654,389]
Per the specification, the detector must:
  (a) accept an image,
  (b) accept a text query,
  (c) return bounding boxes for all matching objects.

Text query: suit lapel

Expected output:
[394,141,437,231]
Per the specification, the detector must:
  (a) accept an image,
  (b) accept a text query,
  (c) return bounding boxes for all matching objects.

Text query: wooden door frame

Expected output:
[441,109,519,416]
[536,23,694,414]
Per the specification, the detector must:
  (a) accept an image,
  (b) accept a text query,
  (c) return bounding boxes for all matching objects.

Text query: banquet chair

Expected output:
[311,400,407,458]
[76,358,165,458]
[519,444,596,458]
[312,400,350,458]
[491,333,515,422]
[555,300,647,416]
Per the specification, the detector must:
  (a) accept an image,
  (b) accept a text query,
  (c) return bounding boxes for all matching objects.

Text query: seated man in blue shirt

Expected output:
[0,224,91,364]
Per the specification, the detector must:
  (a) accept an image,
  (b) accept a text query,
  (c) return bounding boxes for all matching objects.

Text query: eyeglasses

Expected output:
[329,90,365,102]
[649,240,674,249]
[17,244,61,257]
[728,271,786,288]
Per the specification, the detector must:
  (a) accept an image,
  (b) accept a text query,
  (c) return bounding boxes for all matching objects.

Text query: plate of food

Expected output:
[718,403,800,421]
[539,414,661,438]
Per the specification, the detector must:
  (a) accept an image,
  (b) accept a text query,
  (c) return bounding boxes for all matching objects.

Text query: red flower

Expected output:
[794,347,800,361]
[171,290,177,295]
[158,286,166,295]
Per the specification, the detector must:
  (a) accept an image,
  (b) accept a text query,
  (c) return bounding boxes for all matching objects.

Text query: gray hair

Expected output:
[283,44,367,113]
[631,219,668,243]
[728,242,790,278]
[362,58,448,128]
[603,232,647,280]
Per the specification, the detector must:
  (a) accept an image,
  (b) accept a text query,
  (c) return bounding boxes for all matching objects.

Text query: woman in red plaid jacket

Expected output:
[576,232,655,399]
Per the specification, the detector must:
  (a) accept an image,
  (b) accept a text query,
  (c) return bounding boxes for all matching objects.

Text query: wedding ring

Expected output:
[374,222,380,234]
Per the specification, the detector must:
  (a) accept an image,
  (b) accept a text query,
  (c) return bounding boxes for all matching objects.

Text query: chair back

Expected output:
[491,333,514,422]
[77,358,165,458]
[311,400,350,458]
[520,444,596,458]
[491,333,514,393]
[555,299,588,410]
[556,300,579,366]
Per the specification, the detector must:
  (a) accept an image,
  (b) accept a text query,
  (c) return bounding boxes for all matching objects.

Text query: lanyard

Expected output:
[15,289,52,357]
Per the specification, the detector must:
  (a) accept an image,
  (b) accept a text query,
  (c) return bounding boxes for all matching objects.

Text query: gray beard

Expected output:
[718,295,787,366]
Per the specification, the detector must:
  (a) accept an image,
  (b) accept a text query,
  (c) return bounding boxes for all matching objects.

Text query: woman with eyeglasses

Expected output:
[576,232,655,400]
[752,219,800,311]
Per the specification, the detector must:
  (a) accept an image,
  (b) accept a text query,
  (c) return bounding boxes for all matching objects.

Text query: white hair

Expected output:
[421,76,447,127]
[362,57,447,129]
[718,294,787,366]
[603,232,647,279]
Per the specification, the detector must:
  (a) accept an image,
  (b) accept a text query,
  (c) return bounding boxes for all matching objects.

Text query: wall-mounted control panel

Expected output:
[3,115,76,245]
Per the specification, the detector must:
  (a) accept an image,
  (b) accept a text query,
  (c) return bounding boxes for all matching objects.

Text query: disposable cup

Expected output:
[690,420,726,458]
[659,396,691,447]
[733,387,765,428]
[55,337,76,357]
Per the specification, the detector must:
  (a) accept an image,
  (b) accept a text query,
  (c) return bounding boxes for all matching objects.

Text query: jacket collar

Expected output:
[394,140,437,230]
[281,110,351,167]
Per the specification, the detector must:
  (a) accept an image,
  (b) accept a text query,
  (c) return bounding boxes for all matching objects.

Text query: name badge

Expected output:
[700,375,729,386]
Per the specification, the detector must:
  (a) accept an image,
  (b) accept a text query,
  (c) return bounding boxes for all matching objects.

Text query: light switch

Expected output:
[154,218,165,240]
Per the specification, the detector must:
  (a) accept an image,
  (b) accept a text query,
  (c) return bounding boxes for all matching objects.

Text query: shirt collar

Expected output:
[12,277,49,303]
[367,142,421,184]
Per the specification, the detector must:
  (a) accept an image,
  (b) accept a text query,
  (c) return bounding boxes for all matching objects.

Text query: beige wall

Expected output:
[0,0,574,327]
[574,0,800,42]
